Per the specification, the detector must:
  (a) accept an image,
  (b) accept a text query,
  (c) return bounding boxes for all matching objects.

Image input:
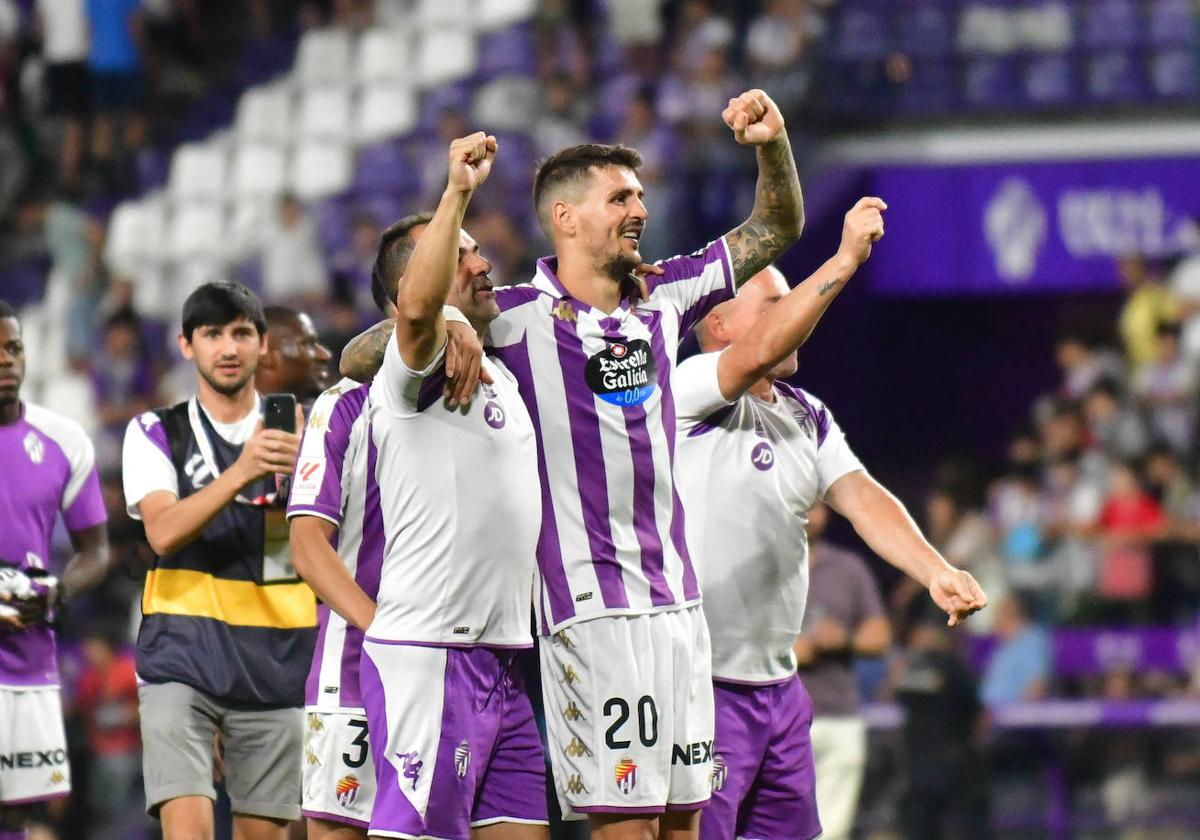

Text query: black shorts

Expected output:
[91,69,144,113]
[45,61,90,117]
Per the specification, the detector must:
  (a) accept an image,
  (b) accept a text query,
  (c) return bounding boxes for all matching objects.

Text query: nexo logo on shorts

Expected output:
[751,441,774,471]
[585,339,657,406]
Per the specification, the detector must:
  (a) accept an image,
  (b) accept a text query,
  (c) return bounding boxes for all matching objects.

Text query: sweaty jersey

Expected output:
[673,352,864,684]
[357,332,539,648]
[287,377,378,709]
[0,404,106,687]
[487,238,736,633]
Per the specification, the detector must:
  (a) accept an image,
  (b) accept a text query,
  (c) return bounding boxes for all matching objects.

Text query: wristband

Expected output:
[443,305,470,327]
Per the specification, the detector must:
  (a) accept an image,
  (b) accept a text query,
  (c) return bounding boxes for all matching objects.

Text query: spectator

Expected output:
[745,0,824,113]
[91,307,159,469]
[1116,254,1176,370]
[45,187,105,367]
[1095,461,1166,616]
[261,193,329,309]
[85,0,147,184]
[329,210,382,312]
[1082,379,1149,462]
[1131,321,1196,456]
[1054,333,1122,401]
[1167,219,1200,360]
[923,487,1005,633]
[37,0,90,186]
[979,592,1052,708]
[531,72,589,159]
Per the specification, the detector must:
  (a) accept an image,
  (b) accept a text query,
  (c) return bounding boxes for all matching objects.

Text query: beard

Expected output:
[199,364,254,396]
[601,249,639,284]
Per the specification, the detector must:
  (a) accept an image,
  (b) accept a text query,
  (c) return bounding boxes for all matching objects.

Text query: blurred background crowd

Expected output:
[1,0,1200,837]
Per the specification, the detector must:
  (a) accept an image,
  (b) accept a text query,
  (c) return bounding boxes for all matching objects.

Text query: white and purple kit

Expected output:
[0,404,106,805]
[346,332,547,838]
[486,239,735,816]
[673,351,864,840]
[287,377,380,829]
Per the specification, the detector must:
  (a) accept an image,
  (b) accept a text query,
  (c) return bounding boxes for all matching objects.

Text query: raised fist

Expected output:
[447,132,498,194]
[838,197,887,266]
[722,89,785,146]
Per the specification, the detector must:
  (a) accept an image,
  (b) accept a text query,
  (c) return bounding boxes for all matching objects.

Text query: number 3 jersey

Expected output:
[672,351,864,684]
[122,396,317,707]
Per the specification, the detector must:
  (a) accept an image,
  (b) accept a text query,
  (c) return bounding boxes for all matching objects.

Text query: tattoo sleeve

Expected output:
[725,132,805,286]
[339,318,396,381]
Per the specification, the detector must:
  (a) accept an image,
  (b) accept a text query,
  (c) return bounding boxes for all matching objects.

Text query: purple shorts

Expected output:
[700,676,821,840]
[360,641,548,836]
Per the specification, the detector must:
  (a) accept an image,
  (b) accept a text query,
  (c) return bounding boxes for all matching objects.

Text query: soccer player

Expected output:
[339,90,805,839]
[122,282,315,840]
[291,133,548,839]
[0,299,112,840]
[257,306,334,405]
[672,199,988,840]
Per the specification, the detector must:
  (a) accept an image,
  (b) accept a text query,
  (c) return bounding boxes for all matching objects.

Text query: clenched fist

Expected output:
[722,89,786,146]
[447,131,498,194]
[837,197,887,267]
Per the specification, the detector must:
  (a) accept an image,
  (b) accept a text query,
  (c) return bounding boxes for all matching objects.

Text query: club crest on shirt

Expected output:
[22,431,43,464]
[614,756,637,794]
[454,739,471,778]
[585,339,657,407]
[710,754,727,791]
[335,773,360,806]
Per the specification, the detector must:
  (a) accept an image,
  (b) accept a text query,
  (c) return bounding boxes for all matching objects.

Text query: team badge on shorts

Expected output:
[614,756,638,794]
[710,754,727,792]
[454,740,471,778]
[336,774,360,806]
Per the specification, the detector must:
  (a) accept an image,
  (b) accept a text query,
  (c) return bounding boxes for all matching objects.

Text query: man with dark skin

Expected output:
[0,299,112,840]
[256,306,333,405]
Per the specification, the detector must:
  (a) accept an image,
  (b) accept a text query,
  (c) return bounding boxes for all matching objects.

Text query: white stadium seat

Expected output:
[168,202,226,262]
[298,85,355,140]
[375,0,410,27]
[356,28,412,84]
[290,141,353,201]
[476,0,536,30]
[41,374,97,436]
[418,29,477,86]
[168,141,228,204]
[232,144,288,199]
[414,0,472,29]
[295,28,353,86]
[105,195,168,275]
[355,83,419,143]
[472,75,539,132]
[236,82,294,144]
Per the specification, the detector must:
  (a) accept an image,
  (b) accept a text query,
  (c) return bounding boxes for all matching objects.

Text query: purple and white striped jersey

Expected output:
[0,403,106,687]
[487,238,736,634]
[287,378,378,709]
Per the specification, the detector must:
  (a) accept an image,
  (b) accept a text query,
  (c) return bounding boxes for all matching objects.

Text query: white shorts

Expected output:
[540,606,715,819]
[302,707,377,830]
[0,686,71,805]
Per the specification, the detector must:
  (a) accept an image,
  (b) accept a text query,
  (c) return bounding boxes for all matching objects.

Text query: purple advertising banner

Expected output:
[864,157,1200,295]
[967,626,1200,676]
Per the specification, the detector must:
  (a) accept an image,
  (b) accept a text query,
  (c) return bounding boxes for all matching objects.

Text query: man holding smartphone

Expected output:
[122,281,316,840]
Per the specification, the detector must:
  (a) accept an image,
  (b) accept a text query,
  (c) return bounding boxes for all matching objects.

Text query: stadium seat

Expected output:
[958,3,1019,55]
[1083,0,1140,50]
[355,28,412,85]
[418,30,478,87]
[476,24,537,79]
[963,56,1023,109]
[895,59,955,113]
[1148,0,1199,48]
[294,28,354,87]
[290,141,353,201]
[232,144,288,199]
[414,0,473,30]
[832,5,890,61]
[168,202,227,263]
[226,199,275,261]
[476,0,536,31]
[472,76,540,133]
[374,0,409,27]
[354,83,419,144]
[41,374,97,436]
[1086,51,1146,102]
[352,140,417,196]
[1014,1,1074,52]
[1024,54,1077,106]
[298,85,355,141]
[1149,49,1199,98]
[167,141,228,204]
[235,82,294,145]
[894,3,952,59]
[105,196,168,276]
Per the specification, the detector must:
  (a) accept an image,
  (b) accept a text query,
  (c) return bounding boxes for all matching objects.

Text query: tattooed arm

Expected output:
[705,198,886,400]
[719,90,805,286]
[338,316,492,402]
[339,318,394,381]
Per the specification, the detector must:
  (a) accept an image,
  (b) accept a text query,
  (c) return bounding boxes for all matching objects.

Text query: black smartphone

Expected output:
[263,393,297,433]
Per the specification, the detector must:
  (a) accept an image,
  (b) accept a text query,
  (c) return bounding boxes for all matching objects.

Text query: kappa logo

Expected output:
[306,748,322,766]
[559,664,580,685]
[396,751,423,790]
[562,701,585,722]
[22,432,43,465]
[335,773,360,806]
[566,774,588,795]
[454,740,471,778]
[308,714,326,732]
[710,754,727,792]
[614,757,637,794]
[554,630,576,649]
[552,301,577,322]
[49,770,65,786]
[564,737,593,758]
[307,411,329,432]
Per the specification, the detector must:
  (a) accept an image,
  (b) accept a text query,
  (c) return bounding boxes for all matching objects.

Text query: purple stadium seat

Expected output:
[314,197,353,256]
[418,82,473,133]
[1023,54,1077,106]
[1086,51,1147,102]
[895,3,953,58]
[963,56,1023,110]
[490,131,537,190]
[895,59,955,113]
[833,4,890,61]
[353,141,418,197]
[1149,49,1199,99]
[475,24,537,80]
[1083,0,1141,50]
[1148,0,1199,48]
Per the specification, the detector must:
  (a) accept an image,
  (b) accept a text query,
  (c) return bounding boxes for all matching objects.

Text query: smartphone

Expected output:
[263,393,297,433]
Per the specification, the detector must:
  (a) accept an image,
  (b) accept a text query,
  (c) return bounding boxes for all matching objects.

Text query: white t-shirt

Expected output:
[673,351,864,684]
[37,0,89,63]
[361,332,540,648]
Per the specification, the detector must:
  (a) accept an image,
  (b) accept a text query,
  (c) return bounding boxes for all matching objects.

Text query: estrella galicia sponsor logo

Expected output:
[0,749,67,770]
[585,339,657,406]
[671,739,714,766]
[750,441,774,471]
[454,739,471,778]
[710,754,727,791]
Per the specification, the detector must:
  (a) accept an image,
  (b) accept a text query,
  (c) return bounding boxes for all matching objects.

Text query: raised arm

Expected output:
[340,318,394,381]
[393,132,496,372]
[825,471,989,626]
[721,89,805,286]
[713,197,886,400]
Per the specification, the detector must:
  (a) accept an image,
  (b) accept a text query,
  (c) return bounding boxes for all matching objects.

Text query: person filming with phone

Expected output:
[121,281,316,840]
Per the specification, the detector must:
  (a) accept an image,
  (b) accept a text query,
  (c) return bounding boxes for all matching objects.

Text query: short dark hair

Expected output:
[181,281,266,340]
[264,305,302,334]
[532,144,643,235]
[371,211,435,314]
[0,299,16,321]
